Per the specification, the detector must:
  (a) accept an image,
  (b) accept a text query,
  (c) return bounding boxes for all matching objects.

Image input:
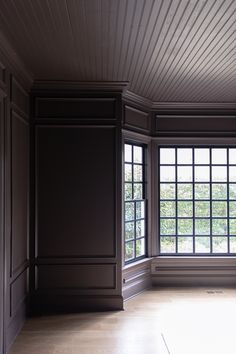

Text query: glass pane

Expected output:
[212,149,227,165]
[195,201,210,217]
[177,184,192,199]
[229,237,236,253]
[194,148,209,164]
[229,149,236,164]
[136,201,145,219]
[195,237,210,253]
[160,201,176,217]
[160,148,175,164]
[125,202,135,221]
[212,184,227,200]
[160,237,176,253]
[229,219,236,235]
[136,238,145,256]
[212,219,227,235]
[133,146,142,163]
[125,183,132,200]
[125,222,134,240]
[178,237,193,253]
[229,167,236,182]
[212,201,227,217]
[124,144,132,162]
[177,166,192,182]
[195,219,210,235]
[194,166,210,182]
[133,165,142,182]
[178,219,193,235]
[160,166,175,182]
[125,163,132,181]
[212,237,228,253]
[136,220,145,237]
[177,201,193,217]
[160,219,176,235]
[229,184,236,199]
[160,183,175,199]
[229,202,236,217]
[125,241,134,261]
[133,183,143,199]
[212,166,227,182]
[194,184,210,199]
[177,148,192,164]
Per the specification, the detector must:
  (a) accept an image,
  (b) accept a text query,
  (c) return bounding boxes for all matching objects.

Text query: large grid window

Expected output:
[159,147,236,255]
[124,143,146,263]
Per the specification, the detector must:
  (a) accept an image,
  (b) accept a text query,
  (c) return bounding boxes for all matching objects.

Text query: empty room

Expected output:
[0,0,236,353]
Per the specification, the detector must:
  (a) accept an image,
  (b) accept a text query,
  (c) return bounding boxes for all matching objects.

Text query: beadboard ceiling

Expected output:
[0,0,235,103]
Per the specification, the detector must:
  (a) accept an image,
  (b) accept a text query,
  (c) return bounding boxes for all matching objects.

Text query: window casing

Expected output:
[124,143,147,263]
[159,146,236,255]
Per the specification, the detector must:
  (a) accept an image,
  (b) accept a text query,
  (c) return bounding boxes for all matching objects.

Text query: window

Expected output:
[124,143,147,263]
[159,147,236,255]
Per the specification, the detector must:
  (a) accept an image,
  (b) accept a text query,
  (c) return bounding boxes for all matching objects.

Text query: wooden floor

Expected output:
[9,287,236,354]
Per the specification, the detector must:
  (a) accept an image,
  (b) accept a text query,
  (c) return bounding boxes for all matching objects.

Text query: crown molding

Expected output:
[123,90,152,110]
[33,80,129,93]
[0,31,33,91]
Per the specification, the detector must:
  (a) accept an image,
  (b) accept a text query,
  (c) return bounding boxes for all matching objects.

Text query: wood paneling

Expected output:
[11,112,29,276]
[11,77,29,117]
[10,270,28,318]
[123,105,150,133]
[35,126,116,258]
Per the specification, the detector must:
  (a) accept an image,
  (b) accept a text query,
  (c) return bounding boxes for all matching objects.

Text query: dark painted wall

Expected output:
[31,91,123,312]
[0,62,29,354]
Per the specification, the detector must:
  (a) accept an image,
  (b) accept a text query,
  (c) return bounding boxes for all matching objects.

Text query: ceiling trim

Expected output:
[0,31,33,90]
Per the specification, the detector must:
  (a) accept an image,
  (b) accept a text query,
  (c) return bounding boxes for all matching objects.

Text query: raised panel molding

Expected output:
[124,105,150,133]
[11,77,29,118]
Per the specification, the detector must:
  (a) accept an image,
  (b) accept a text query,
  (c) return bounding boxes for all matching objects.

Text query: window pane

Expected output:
[125,164,132,181]
[177,201,193,217]
[177,184,192,199]
[212,237,228,253]
[125,241,134,261]
[160,201,176,217]
[212,149,227,165]
[133,183,143,199]
[160,148,175,164]
[133,165,142,181]
[125,183,132,200]
[160,237,176,253]
[195,237,210,253]
[133,146,142,163]
[177,166,192,182]
[136,201,145,219]
[178,237,193,253]
[125,222,134,240]
[178,219,193,235]
[125,202,135,221]
[229,202,236,217]
[136,220,145,237]
[194,184,210,199]
[212,201,227,217]
[230,237,236,253]
[212,184,227,200]
[212,166,227,182]
[212,219,227,235]
[229,184,236,199]
[125,144,132,162]
[194,166,210,182]
[229,149,236,164]
[160,166,175,182]
[136,238,145,256]
[160,183,175,199]
[194,149,209,164]
[177,148,192,164]
[195,219,210,235]
[229,167,236,182]
[160,219,175,235]
[195,201,210,217]
[229,219,236,235]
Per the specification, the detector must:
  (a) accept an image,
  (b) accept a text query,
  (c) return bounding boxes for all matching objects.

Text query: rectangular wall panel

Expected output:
[11,78,29,116]
[124,105,150,133]
[10,270,28,318]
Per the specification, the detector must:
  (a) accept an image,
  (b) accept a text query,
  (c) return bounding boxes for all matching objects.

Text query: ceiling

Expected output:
[0,0,235,103]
